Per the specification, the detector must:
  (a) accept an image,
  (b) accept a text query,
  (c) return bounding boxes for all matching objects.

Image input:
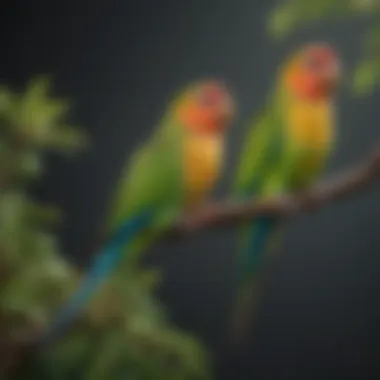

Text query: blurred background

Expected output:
[0,0,380,379]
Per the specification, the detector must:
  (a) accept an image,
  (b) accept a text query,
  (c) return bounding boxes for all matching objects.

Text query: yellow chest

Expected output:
[286,99,334,149]
[183,133,224,207]
[285,99,335,179]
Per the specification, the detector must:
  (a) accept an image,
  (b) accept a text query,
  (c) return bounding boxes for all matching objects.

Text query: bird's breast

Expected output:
[183,133,224,207]
[286,100,335,150]
[286,100,335,185]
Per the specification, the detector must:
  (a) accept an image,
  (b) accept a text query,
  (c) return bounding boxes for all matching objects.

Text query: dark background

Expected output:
[1,1,380,379]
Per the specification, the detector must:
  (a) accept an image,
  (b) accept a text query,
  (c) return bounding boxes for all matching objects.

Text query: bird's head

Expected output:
[174,80,235,135]
[282,42,341,100]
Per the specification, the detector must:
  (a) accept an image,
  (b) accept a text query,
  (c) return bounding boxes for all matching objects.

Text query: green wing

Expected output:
[105,117,184,234]
[234,99,285,198]
[235,86,332,197]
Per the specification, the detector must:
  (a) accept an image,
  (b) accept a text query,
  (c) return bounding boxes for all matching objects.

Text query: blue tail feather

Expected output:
[40,211,152,346]
[238,216,276,286]
[231,216,277,342]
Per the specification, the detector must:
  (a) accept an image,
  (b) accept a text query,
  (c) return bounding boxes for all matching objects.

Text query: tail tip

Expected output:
[228,312,253,348]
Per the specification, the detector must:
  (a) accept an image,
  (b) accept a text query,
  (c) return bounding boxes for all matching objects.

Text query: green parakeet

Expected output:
[42,80,236,344]
[231,43,341,340]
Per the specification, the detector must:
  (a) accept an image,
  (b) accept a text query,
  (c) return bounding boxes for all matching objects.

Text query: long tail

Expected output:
[230,216,277,344]
[40,212,152,347]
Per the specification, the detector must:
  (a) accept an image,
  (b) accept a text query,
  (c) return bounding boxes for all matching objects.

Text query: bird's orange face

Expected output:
[284,43,341,100]
[176,80,235,135]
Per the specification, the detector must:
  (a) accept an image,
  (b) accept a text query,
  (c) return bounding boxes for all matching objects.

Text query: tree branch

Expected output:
[172,144,380,236]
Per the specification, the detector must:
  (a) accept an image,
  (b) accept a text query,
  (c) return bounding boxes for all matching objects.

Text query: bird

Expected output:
[231,42,341,342]
[41,79,236,344]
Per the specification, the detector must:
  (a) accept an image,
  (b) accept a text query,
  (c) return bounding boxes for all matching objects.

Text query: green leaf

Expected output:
[0,85,14,114]
[46,333,91,375]
[268,6,299,38]
[46,125,89,152]
[25,75,52,97]
[351,0,378,12]
[25,203,62,226]
[20,150,43,178]
[352,59,379,95]
[268,0,366,39]
[363,26,380,54]
[138,269,162,291]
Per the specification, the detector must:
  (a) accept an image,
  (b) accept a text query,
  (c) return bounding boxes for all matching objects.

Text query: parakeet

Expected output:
[43,80,235,344]
[231,42,341,340]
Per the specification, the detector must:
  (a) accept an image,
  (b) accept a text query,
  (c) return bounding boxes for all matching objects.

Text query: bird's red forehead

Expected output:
[305,44,338,63]
[198,81,227,101]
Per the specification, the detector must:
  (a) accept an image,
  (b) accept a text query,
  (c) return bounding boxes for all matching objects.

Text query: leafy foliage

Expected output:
[268,0,380,95]
[0,78,211,380]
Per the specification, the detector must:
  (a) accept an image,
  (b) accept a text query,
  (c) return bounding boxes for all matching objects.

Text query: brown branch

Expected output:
[172,144,380,236]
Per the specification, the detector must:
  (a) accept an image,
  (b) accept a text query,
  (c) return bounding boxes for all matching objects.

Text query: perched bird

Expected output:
[43,80,235,343]
[231,42,341,341]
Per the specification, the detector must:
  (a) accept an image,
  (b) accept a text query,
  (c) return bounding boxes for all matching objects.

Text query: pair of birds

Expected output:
[44,41,342,344]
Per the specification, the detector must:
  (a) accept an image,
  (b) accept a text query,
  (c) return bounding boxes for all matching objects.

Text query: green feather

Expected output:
[96,108,186,273]
[231,83,334,340]
[106,114,184,236]
[234,89,286,198]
